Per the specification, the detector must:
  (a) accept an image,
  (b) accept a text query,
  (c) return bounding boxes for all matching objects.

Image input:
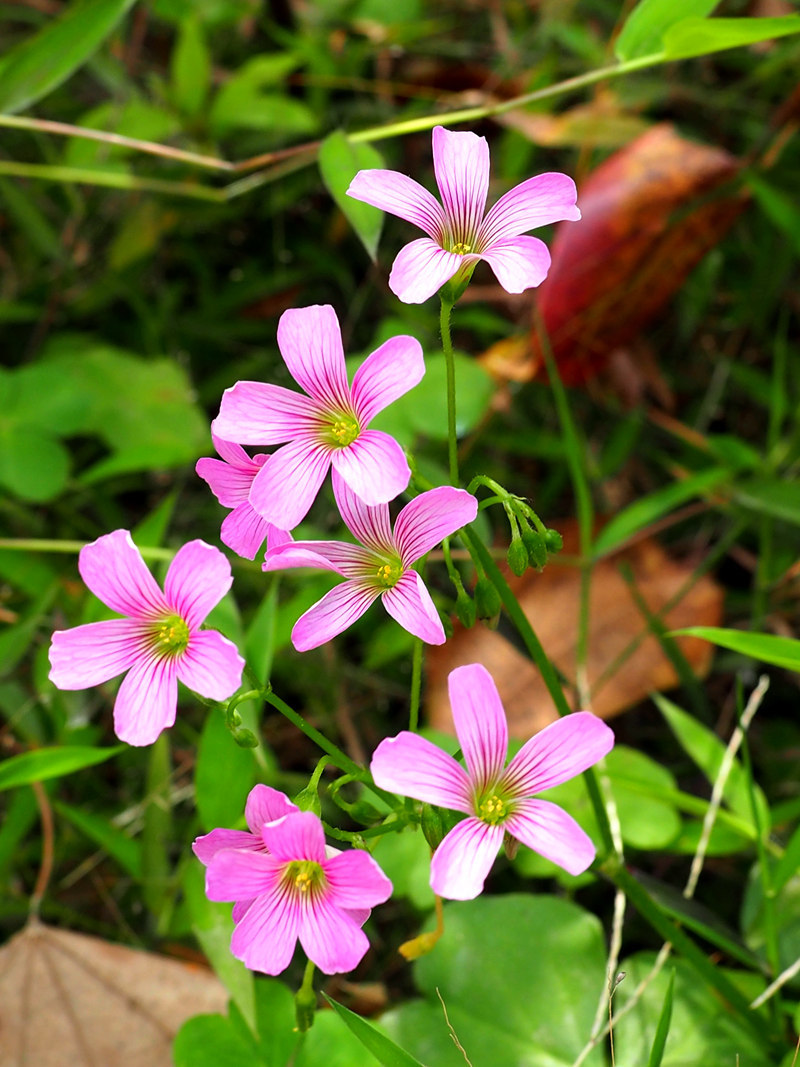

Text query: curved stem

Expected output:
[408,639,423,732]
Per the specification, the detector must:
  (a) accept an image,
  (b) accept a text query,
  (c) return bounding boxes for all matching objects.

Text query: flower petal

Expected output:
[370,732,472,812]
[502,712,614,796]
[480,235,551,294]
[298,894,369,975]
[448,663,508,791]
[388,238,464,304]
[193,828,259,865]
[113,653,178,746]
[213,381,317,445]
[206,847,282,900]
[479,171,580,246]
[291,580,379,651]
[260,810,327,863]
[220,502,270,561]
[49,619,142,689]
[277,305,351,409]
[165,540,233,629]
[248,438,331,530]
[324,850,393,910]
[350,335,425,426]
[432,126,490,245]
[504,798,596,876]
[347,168,446,239]
[394,487,477,564]
[245,784,299,836]
[430,818,503,900]
[263,539,371,577]
[177,629,243,702]
[78,529,168,619]
[230,882,299,975]
[332,472,393,551]
[331,430,410,506]
[382,571,445,645]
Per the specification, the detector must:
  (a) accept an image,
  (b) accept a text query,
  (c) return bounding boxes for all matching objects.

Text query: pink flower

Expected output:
[262,473,477,650]
[198,795,393,975]
[195,434,292,560]
[211,304,424,530]
[48,529,244,746]
[370,663,614,899]
[347,125,581,304]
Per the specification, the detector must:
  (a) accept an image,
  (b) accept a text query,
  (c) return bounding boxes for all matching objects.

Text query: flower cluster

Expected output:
[47,126,590,986]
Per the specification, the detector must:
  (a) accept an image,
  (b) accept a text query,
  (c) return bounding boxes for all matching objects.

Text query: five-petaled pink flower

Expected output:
[196,434,292,561]
[196,786,392,975]
[48,529,244,746]
[211,304,424,531]
[347,125,581,304]
[263,473,477,650]
[370,663,614,899]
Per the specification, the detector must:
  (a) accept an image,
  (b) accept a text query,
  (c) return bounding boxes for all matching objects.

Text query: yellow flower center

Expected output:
[451,241,472,255]
[284,859,326,897]
[477,793,508,825]
[375,558,403,589]
[326,413,360,448]
[150,614,190,655]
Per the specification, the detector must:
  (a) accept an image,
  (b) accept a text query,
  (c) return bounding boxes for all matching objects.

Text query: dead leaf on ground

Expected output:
[0,921,228,1067]
[427,522,724,738]
[478,124,746,387]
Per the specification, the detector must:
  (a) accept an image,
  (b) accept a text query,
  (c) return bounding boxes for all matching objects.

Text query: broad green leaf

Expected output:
[732,478,800,525]
[195,708,257,832]
[319,131,384,261]
[325,998,425,1067]
[647,970,675,1067]
[0,745,122,790]
[653,694,769,832]
[371,828,435,911]
[209,55,316,137]
[614,954,769,1065]
[774,823,800,892]
[673,626,800,673]
[593,467,729,556]
[0,425,70,502]
[173,1015,262,1067]
[615,0,719,61]
[748,175,800,259]
[384,895,606,1066]
[54,799,141,878]
[605,746,682,850]
[172,17,211,118]
[664,15,800,60]
[0,0,136,114]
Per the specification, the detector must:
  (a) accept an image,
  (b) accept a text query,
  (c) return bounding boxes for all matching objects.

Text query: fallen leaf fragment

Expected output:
[427,523,724,738]
[0,921,228,1067]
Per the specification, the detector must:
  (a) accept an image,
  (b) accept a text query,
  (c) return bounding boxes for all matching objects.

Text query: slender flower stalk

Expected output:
[263,473,477,650]
[211,304,425,530]
[195,789,392,976]
[48,530,244,746]
[196,434,292,560]
[371,663,614,899]
[347,125,580,303]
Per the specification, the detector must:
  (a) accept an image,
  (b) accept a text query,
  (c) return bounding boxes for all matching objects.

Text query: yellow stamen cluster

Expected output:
[151,614,190,655]
[451,241,472,255]
[284,859,326,898]
[375,559,402,589]
[478,794,507,825]
[327,413,360,448]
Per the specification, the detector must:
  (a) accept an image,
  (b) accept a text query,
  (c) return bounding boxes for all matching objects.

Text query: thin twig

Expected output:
[436,988,473,1066]
[750,954,800,1009]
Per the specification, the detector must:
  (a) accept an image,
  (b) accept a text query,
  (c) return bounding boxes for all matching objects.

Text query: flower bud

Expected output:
[454,586,477,628]
[506,538,529,577]
[544,527,563,554]
[474,576,501,628]
[421,804,444,851]
[522,529,548,570]
[292,783,322,817]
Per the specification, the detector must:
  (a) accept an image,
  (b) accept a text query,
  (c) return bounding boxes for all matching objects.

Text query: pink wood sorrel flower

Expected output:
[263,473,477,650]
[211,304,424,531]
[371,663,614,899]
[195,434,292,561]
[347,125,581,304]
[48,529,244,746]
[195,786,392,975]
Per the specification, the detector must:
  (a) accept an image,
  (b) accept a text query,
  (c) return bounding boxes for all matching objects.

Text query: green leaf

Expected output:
[318,131,385,261]
[732,477,800,525]
[0,745,122,791]
[383,895,606,1066]
[672,626,800,673]
[664,15,800,60]
[0,0,136,114]
[324,998,425,1067]
[142,733,172,921]
[647,970,675,1067]
[748,175,800,259]
[0,425,70,502]
[172,17,211,118]
[593,467,729,556]
[209,55,316,137]
[54,799,141,878]
[195,708,257,832]
[615,0,720,61]
[173,1014,263,1067]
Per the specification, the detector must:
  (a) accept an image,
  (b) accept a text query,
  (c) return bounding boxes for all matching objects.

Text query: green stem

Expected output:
[0,537,174,559]
[440,297,459,485]
[409,638,423,732]
[462,526,614,856]
[0,160,223,200]
[263,688,363,779]
[295,958,317,1032]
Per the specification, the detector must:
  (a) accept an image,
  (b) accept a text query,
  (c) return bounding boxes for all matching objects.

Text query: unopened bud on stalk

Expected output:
[454,586,477,628]
[421,803,445,851]
[474,576,501,628]
[522,529,548,570]
[544,527,563,554]
[506,537,529,577]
